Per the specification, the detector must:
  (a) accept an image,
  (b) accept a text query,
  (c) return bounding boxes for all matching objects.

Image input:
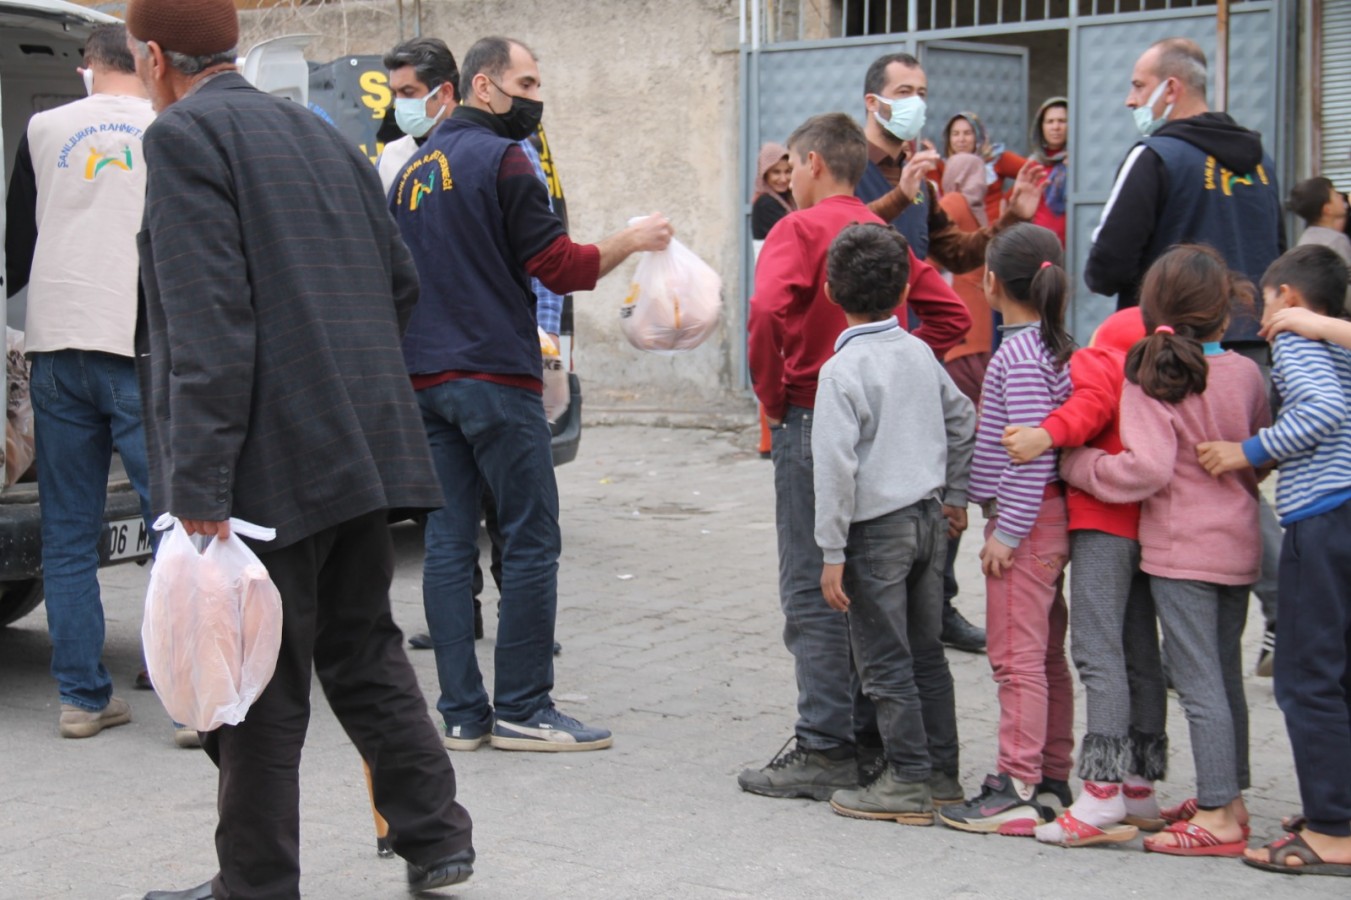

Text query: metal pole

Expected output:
[414,0,423,37]
[1215,0,1230,112]
[397,0,405,40]
[1312,0,1324,174]
[751,0,760,50]
[739,0,746,45]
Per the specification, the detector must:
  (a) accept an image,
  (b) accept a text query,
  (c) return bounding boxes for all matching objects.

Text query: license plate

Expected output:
[105,517,152,561]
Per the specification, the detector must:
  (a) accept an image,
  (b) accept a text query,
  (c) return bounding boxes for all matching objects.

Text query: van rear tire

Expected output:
[0,579,43,627]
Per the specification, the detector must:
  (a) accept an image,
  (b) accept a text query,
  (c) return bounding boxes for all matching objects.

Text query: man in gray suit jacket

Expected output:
[126,1,473,897]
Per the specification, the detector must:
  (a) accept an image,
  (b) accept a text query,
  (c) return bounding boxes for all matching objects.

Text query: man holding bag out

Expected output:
[127,1,473,897]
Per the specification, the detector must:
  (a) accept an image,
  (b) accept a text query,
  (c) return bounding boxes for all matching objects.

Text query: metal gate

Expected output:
[739,0,1294,381]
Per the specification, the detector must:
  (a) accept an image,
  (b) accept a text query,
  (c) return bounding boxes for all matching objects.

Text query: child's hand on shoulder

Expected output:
[1260,306,1327,342]
[1196,440,1250,477]
[1002,426,1053,464]
[979,535,1015,578]
[820,563,850,612]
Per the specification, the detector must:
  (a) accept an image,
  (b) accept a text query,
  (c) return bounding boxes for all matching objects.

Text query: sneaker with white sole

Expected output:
[490,706,612,752]
[443,716,493,751]
[58,696,131,739]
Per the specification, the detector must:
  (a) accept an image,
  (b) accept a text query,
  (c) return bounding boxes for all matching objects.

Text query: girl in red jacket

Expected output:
[1003,308,1172,848]
[1059,245,1271,858]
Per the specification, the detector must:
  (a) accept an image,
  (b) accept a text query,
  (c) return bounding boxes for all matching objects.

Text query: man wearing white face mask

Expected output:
[1087,37,1284,329]
[377,38,459,193]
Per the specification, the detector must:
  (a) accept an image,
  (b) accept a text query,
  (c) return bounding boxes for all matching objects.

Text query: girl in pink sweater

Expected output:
[1060,244,1271,859]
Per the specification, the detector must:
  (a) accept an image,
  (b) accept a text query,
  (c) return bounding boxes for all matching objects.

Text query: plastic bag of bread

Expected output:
[141,514,282,731]
[5,327,35,486]
[539,328,569,424]
[620,227,722,353]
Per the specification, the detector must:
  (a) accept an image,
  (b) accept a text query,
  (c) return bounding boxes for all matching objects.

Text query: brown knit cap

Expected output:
[126,0,239,58]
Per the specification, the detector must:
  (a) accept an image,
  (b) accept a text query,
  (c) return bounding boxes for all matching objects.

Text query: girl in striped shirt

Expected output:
[940,223,1077,836]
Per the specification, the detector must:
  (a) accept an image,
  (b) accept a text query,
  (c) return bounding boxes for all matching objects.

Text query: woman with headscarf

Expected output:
[1030,97,1068,246]
[942,111,1026,224]
[751,142,797,244]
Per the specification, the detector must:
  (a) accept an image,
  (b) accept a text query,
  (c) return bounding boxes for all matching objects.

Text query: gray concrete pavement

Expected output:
[0,422,1330,899]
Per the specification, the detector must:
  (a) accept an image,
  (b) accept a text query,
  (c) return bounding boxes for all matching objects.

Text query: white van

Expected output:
[0,0,151,628]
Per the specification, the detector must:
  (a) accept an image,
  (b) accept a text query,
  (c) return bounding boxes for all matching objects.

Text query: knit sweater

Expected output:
[1060,351,1271,585]
[812,318,977,564]
[1242,332,1351,525]
[968,324,1072,547]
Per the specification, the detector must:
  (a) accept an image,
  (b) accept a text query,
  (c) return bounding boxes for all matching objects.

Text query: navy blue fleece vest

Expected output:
[1143,135,1282,343]
[392,118,540,378]
[856,160,930,260]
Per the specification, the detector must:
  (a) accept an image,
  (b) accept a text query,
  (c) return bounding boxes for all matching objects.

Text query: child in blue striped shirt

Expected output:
[1198,243,1351,876]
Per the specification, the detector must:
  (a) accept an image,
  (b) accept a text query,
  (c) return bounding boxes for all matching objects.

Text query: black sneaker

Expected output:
[938,772,1052,836]
[1256,624,1275,677]
[941,605,987,653]
[737,737,857,801]
[1036,778,1074,813]
[407,848,474,894]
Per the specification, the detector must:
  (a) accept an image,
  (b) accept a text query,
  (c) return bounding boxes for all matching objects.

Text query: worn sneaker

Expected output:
[1036,777,1074,813]
[1256,625,1275,677]
[59,696,131,739]
[737,737,857,801]
[928,770,964,806]
[939,772,1052,836]
[490,706,612,751]
[830,767,934,825]
[443,716,493,751]
[407,848,474,893]
[173,725,202,749]
[941,605,987,653]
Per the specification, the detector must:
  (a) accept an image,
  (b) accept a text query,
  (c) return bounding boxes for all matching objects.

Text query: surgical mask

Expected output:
[393,83,446,139]
[81,68,94,96]
[488,79,543,142]
[870,94,926,143]
[1132,80,1174,137]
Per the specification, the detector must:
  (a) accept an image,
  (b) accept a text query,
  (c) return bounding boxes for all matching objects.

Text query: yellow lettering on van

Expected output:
[359,71,392,119]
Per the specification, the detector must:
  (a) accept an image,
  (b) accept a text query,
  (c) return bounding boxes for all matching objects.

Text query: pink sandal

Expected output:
[1160,798,1198,822]
[1145,820,1248,858]
[1046,811,1139,848]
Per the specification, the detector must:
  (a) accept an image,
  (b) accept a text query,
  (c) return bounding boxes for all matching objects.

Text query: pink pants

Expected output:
[984,493,1075,784]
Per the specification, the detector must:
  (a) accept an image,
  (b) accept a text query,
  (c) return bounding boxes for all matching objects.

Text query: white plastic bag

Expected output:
[539,327,569,424]
[620,230,722,352]
[5,327,34,487]
[141,514,283,732]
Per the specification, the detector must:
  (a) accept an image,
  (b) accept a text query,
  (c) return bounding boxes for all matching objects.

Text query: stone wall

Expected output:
[241,0,745,409]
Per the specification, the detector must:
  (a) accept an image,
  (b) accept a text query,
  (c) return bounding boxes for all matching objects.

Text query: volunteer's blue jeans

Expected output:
[30,350,153,711]
[417,378,559,727]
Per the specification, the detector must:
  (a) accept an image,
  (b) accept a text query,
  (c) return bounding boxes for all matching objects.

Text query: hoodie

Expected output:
[1085,112,1286,331]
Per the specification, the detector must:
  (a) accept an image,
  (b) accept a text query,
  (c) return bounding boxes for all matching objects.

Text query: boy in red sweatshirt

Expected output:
[740,111,971,802]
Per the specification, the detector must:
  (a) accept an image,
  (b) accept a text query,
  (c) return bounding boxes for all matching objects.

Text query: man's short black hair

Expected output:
[459,36,535,99]
[786,112,867,189]
[1287,176,1337,226]
[827,223,912,318]
[85,24,135,75]
[1261,244,1350,318]
[384,37,459,97]
[863,52,920,96]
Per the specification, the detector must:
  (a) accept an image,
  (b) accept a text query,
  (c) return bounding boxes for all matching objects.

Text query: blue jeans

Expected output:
[417,378,559,726]
[30,350,153,710]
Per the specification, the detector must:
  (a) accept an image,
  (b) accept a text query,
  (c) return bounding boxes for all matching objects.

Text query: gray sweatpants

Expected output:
[1069,531,1168,781]
[1150,577,1251,807]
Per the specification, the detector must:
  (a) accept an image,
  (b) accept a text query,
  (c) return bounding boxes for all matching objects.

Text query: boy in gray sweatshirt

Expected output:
[814,223,977,823]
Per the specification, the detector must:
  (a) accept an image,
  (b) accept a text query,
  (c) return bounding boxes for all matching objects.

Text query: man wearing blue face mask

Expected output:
[377,38,459,193]
[1086,38,1284,329]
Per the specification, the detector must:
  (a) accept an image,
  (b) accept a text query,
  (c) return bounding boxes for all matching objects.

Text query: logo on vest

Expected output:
[394,150,453,212]
[84,146,133,180]
[1203,156,1270,197]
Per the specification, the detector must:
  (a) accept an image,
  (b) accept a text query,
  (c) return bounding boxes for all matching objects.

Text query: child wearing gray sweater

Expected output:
[813,224,977,824]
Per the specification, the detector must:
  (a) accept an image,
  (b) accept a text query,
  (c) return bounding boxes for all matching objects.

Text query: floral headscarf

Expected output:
[1029,97,1068,217]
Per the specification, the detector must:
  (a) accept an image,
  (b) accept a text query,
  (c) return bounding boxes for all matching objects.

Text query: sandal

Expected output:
[1244,830,1351,877]
[1158,797,1251,838]
[1144,820,1248,858]
[1045,811,1139,848]
[1160,797,1198,822]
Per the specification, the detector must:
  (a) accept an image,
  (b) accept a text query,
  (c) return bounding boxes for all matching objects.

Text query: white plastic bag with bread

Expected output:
[141,514,283,731]
[619,223,722,353]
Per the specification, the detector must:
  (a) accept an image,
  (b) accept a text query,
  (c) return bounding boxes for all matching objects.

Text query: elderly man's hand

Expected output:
[181,519,231,540]
[1006,159,1048,221]
[629,213,674,253]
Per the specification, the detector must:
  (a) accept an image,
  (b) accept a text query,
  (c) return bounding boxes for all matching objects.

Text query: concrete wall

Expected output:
[240,0,744,410]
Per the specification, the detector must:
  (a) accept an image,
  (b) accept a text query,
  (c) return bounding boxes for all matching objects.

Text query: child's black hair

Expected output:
[1260,244,1350,318]
[984,223,1073,368]
[825,224,912,319]
[786,113,868,188]
[1286,176,1337,226]
[1125,243,1251,403]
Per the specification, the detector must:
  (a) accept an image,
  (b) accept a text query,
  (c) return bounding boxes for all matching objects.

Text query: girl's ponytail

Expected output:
[1125,325,1208,403]
[985,223,1074,368]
